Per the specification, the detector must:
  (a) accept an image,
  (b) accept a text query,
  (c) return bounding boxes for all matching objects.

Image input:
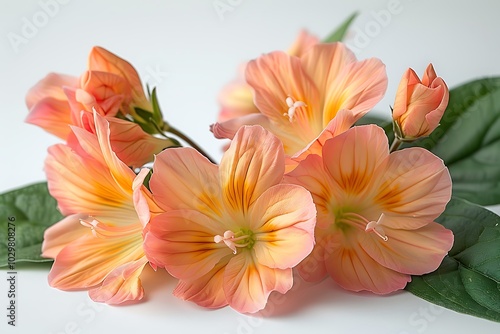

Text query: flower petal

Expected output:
[220,126,284,217]
[223,253,293,313]
[290,108,357,165]
[87,46,146,105]
[250,184,316,269]
[286,29,319,57]
[26,73,78,109]
[374,147,452,229]
[173,255,232,309]
[48,222,144,290]
[150,147,221,217]
[300,43,356,100]
[89,257,148,304]
[80,70,128,116]
[211,113,271,140]
[296,230,333,282]
[217,77,259,123]
[107,117,174,168]
[41,213,90,259]
[45,144,131,220]
[361,222,453,275]
[132,168,156,227]
[25,97,73,139]
[324,58,387,124]
[245,51,322,152]
[143,210,232,280]
[285,154,334,229]
[324,233,410,294]
[322,125,389,198]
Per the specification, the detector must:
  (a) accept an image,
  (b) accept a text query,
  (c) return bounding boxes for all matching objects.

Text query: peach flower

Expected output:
[25,47,174,167]
[286,125,453,293]
[212,42,387,160]
[392,63,449,140]
[141,126,316,313]
[217,30,319,123]
[42,112,159,304]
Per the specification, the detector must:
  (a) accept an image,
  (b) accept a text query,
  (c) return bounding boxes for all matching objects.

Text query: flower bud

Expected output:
[392,64,449,140]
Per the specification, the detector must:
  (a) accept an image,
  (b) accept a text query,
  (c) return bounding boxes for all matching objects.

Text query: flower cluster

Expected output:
[27,30,452,314]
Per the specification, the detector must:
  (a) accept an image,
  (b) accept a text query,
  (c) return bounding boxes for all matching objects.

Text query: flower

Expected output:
[42,112,159,304]
[392,63,449,140]
[25,47,176,168]
[217,30,319,123]
[87,46,163,128]
[285,125,453,293]
[212,42,387,158]
[141,125,316,313]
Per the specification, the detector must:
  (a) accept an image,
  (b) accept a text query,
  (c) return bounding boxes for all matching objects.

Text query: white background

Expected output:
[1,0,500,333]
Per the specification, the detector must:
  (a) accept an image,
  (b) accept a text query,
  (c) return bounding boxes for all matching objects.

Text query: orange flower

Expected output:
[25,47,175,167]
[87,47,161,126]
[217,30,319,123]
[212,42,387,159]
[392,64,449,140]
[42,112,159,304]
[286,125,453,293]
[141,126,316,313]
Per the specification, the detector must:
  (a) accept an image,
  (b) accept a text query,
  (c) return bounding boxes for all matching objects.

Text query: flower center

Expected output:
[283,96,307,122]
[214,229,255,254]
[335,212,388,242]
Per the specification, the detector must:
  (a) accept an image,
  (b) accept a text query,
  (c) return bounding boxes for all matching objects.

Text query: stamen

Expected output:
[283,96,306,122]
[365,213,389,242]
[80,218,140,239]
[80,218,102,238]
[214,230,251,254]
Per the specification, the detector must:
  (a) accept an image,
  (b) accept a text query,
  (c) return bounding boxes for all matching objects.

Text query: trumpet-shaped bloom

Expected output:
[286,125,453,294]
[212,42,387,157]
[392,63,449,140]
[217,30,319,123]
[42,112,158,304]
[142,125,316,313]
[25,47,175,168]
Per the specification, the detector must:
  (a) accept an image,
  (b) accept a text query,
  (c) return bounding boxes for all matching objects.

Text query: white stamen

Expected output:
[365,213,389,242]
[214,230,237,254]
[283,96,306,122]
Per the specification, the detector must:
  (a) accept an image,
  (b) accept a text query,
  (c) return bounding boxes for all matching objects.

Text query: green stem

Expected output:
[164,124,217,164]
[389,138,403,153]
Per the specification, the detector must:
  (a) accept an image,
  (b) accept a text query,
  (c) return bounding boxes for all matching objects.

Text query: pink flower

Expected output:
[141,125,316,313]
[392,63,449,140]
[217,30,319,123]
[212,42,387,158]
[286,125,453,293]
[42,112,160,304]
[25,47,175,167]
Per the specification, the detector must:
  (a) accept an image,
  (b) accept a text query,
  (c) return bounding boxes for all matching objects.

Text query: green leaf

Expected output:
[408,77,500,205]
[406,197,500,322]
[460,266,500,313]
[0,182,62,266]
[150,87,165,126]
[322,12,358,43]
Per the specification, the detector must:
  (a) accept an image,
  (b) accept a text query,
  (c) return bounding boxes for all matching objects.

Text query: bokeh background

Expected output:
[1,1,500,333]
